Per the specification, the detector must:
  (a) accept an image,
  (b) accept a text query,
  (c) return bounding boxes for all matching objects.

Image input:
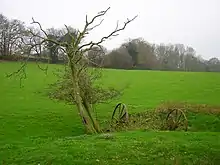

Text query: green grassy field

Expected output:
[0,62,220,164]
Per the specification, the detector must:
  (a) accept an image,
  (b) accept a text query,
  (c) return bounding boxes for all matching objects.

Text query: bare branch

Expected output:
[28,29,45,40]
[6,61,26,78]
[5,54,29,88]
[74,7,111,47]
[73,13,137,66]
[31,18,48,37]
[115,20,119,31]
[87,19,104,31]
[64,24,77,42]
[85,7,110,31]
[6,39,47,80]
[86,15,88,25]
[29,29,68,48]
[29,20,69,50]
[36,61,49,75]
[77,15,138,52]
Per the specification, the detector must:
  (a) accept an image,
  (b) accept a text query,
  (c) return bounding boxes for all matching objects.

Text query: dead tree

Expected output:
[9,7,137,133]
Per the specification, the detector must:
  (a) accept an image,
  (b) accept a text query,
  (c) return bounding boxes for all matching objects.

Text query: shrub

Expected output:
[47,68,122,104]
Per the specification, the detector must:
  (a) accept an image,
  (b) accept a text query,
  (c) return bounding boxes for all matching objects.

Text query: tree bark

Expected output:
[69,62,99,133]
[82,97,101,132]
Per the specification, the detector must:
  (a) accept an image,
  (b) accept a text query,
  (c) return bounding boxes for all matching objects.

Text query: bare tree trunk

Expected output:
[82,98,101,132]
[3,37,8,56]
[69,62,98,133]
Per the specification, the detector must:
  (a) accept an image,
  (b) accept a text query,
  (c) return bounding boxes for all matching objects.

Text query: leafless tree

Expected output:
[0,14,25,56]
[9,7,137,133]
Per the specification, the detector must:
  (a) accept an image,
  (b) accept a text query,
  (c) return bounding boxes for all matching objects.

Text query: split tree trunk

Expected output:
[69,62,100,133]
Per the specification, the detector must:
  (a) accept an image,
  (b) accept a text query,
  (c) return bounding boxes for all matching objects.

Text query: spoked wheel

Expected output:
[111,103,129,124]
[166,109,188,131]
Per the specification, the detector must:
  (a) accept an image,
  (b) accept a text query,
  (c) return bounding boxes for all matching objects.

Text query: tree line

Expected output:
[1,13,220,72]
[96,39,220,72]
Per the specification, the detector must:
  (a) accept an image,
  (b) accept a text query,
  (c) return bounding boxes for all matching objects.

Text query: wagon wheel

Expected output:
[111,103,129,124]
[166,109,188,131]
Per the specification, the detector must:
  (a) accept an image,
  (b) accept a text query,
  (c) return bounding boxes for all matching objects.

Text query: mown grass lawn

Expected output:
[0,62,220,164]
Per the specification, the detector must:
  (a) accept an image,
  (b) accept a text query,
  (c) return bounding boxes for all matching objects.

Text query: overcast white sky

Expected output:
[1,0,220,59]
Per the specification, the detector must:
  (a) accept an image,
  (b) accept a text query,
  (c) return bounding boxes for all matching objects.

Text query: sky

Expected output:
[1,0,220,59]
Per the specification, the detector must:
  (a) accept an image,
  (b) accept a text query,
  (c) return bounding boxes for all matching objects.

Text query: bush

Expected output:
[47,68,122,104]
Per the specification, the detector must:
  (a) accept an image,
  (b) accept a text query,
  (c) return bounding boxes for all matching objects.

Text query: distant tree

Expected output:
[174,44,186,70]
[155,44,170,70]
[87,46,107,67]
[104,47,133,69]
[208,57,220,65]
[165,44,181,70]
[46,28,60,63]
[44,27,78,64]
[207,57,220,72]
[132,38,158,69]
[0,14,25,57]
[123,40,138,67]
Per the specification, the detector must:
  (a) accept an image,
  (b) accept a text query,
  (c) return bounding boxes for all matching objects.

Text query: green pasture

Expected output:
[0,62,220,164]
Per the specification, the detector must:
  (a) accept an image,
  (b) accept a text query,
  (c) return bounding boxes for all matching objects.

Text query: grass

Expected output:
[0,61,220,164]
[1,131,220,164]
